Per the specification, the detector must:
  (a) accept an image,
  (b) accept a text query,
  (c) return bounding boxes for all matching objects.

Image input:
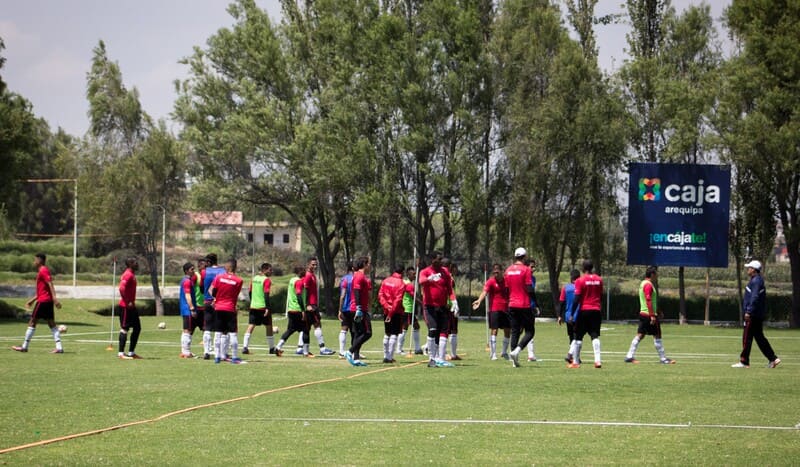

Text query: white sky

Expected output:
[0,0,731,137]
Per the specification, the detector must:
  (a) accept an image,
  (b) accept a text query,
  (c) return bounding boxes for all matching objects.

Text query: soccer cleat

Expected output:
[428,360,437,368]
[304,353,315,358]
[214,357,221,364]
[354,360,368,367]
[768,358,781,369]
[491,354,498,361]
[383,358,393,364]
[275,348,284,357]
[449,355,462,361]
[345,351,355,364]
[594,362,602,369]
[731,362,749,368]
[414,349,424,355]
[527,356,537,362]
[660,358,676,365]
[338,352,346,359]
[180,353,195,359]
[501,353,510,360]
[242,347,250,355]
[203,353,211,360]
[129,353,143,360]
[11,346,27,353]
[269,348,276,355]
[624,358,640,364]
[564,353,573,364]
[567,362,580,369]
[435,359,455,368]
[295,348,303,355]
[119,354,133,360]
[230,357,243,364]
[320,348,336,356]
[50,349,64,354]
[510,351,520,368]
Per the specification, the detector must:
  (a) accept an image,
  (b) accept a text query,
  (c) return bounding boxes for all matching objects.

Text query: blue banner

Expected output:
[627,163,731,267]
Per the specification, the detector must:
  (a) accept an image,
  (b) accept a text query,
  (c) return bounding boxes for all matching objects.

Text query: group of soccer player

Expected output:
[10,248,781,371]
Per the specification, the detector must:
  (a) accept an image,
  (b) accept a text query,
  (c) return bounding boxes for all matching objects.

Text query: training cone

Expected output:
[106,344,114,351]
[406,351,414,358]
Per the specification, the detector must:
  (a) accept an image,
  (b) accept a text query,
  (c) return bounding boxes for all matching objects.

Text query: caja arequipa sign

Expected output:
[627,163,731,267]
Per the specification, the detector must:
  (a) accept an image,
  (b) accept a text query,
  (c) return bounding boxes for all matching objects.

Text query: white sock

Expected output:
[397,330,406,353]
[490,335,497,357]
[23,326,35,349]
[303,343,309,355]
[574,340,583,363]
[510,346,521,357]
[527,340,536,359]
[502,337,510,355]
[412,329,421,351]
[214,332,222,358]
[267,335,275,349]
[654,338,666,360]
[426,336,435,358]
[339,330,347,354]
[276,339,285,350]
[181,333,191,354]
[383,335,390,360]
[592,338,601,363]
[243,331,252,349]
[229,333,239,359]
[297,332,304,349]
[314,327,325,348]
[627,336,641,359]
[450,334,458,356]
[388,335,397,360]
[438,336,448,361]
[203,330,212,354]
[50,326,62,351]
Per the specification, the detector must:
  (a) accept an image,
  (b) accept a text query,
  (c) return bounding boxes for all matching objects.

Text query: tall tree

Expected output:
[719,0,800,327]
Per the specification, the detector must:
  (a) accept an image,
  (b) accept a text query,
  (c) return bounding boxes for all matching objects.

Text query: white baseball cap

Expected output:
[744,260,762,271]
[514,247,527,258]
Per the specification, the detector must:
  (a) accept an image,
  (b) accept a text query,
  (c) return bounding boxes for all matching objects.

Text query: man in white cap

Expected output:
[504,247,536,368]
[732,260,781,368]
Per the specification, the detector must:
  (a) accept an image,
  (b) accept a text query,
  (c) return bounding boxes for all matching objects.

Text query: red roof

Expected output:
[185,211,242,226]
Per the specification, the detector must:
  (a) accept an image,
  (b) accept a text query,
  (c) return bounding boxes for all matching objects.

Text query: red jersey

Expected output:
[419,266,452,307]
[379,273,405,316]
[350,270,372,311]
[119,268,137,307]
[504,263,532,308]
[483,276,509,312]
[302,271,318,306]
[35,265,54,303]
[211,272,243,313]
[574,273,603,311]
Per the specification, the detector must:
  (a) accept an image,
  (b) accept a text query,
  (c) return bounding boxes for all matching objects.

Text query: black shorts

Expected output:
[384,313,404,336]
[340,311,354,329]
[637,315,662,338]
[249,308,269,326]
[32,301,55,321]
[119,305,140,330]
[489,310,511,329]
[424,305,450,335]
[203,304,215,331]
[183,314,203,333]
[287,311,307,334]
[306,307,321,327]
[575,310,602,340]
[214,311,238,334]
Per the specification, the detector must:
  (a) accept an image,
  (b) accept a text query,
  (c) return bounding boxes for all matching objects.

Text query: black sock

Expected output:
[118,331,127,353]
[129,327,141,353]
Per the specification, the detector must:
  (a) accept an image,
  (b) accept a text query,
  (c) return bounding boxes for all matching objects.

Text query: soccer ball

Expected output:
[157,322,167,330]
[57,324,68,333]
[272,326,280,334]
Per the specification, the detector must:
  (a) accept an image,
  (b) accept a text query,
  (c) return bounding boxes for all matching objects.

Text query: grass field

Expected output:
[1,299,798,465]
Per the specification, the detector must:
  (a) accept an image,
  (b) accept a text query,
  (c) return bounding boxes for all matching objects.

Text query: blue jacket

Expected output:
[743,274,766,319]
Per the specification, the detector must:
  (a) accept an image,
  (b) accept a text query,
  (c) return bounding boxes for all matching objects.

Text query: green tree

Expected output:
[719,0,800,327]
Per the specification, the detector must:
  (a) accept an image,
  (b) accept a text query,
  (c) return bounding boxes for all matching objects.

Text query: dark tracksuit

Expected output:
[739,273,777,365]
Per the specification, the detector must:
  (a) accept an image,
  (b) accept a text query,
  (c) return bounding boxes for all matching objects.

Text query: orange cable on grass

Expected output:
[0,361,424,456]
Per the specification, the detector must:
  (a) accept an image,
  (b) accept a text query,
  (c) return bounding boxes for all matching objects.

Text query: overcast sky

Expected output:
[1,0,731,137]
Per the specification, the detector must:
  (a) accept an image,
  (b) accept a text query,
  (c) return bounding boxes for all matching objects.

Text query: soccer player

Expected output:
[243,262,273,355]
[732,260,781,369]
[567,259,604,369]
[559,269,580,364]
[12,253,63,354]
[208,257,244,364]
[525,258,541,362]
[345,256,372,366]
[202,253,226,360]
[442,257,461,361]
[419,251,455,368]
[192,257,206,351]
[295,256,335,356]
[504,248,535,368]
[472,263,510,361]
[179,262,199,358]
[274,266,309,357]
[117,256,142,359]
[624,266,676,365]
[397,266,423,355]
[379,264,406,363]
[338,261,355,358]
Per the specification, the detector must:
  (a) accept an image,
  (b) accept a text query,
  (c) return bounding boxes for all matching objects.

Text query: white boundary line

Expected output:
[240,417,800,431]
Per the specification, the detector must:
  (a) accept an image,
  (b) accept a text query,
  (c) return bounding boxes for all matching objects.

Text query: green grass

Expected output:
[1,299,798,465]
